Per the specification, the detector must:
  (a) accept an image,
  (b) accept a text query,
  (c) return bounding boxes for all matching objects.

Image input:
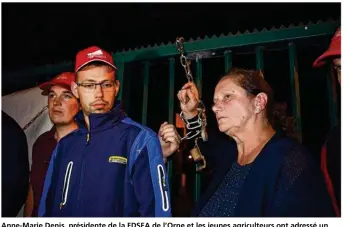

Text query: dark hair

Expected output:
[219,68,274,121]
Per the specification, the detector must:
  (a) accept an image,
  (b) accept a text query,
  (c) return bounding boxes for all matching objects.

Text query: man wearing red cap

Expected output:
[313,27,341,216]
[39,46,172,217]
[24,72,80,217]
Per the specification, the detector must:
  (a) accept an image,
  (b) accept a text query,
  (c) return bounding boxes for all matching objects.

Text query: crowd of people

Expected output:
[2,27,341,217]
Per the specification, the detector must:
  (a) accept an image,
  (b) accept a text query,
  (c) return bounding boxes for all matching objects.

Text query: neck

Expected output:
[84,114,90,130]
[231,118,275,165]
[55,122,78,142]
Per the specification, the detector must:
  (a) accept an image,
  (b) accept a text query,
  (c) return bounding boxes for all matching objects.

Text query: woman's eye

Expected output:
[224,94,232,101]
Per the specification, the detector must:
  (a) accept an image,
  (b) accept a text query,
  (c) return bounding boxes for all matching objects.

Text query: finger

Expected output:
[162,130,178,140]
[163,131,181,143]
[180,89,188,101]
[177,90,186,103]
[181,82,195,90]
[161,129,178,139]
[158,122,169,135]
[160,124,177,132]
[164,136,177,144]
[187,89,197,103]
[159,122,168,130]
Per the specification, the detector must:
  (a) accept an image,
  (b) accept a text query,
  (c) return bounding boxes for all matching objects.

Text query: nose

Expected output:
[212,101,223,114]
[94,84,104,98]
[53,98,62,106]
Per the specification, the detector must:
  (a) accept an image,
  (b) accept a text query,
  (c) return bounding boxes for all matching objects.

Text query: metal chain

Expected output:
[176,37,194,82]
[22,105,48,130]
[176,37,208,141]
[176,37,208,171]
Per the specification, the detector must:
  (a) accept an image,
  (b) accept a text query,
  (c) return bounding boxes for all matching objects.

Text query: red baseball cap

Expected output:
[75,46,117,72]
[39,72,75,95]
[313,27,341,68]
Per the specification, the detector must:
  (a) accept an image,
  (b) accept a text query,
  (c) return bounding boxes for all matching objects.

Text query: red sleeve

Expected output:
[321,143,340,216]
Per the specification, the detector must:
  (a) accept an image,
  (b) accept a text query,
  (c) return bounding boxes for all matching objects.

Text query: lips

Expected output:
[216,116,225,121]
[92,102,106,106]
[51,109,63,114]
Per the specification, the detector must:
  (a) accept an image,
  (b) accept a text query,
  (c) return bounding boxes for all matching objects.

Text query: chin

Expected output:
[92,110,108,114]
[218,124,229,133]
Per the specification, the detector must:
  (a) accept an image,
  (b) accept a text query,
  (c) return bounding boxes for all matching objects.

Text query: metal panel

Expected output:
[194,56,203,202]
[142,62,151,125]
[288,42,302,142]
[167,58,175,189]
[115,61,124,101]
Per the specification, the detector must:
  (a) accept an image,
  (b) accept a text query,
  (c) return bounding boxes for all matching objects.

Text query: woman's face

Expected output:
[212,77,256,137]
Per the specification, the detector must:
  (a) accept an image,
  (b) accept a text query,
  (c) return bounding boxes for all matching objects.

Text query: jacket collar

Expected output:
[75,100,126,133]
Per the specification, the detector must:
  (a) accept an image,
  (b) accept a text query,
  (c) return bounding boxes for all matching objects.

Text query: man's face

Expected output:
[72,65,120,115]
[333,58,341,85]
[48,86,80,126]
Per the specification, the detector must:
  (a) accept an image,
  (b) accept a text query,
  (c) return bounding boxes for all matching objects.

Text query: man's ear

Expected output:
[71,81,79,98]
[114,80,120,97]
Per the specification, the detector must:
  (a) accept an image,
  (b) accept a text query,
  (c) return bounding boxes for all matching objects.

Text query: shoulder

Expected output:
[267,135,317,180]
[259,134,313,171]
[34,128,55,145]
[120,117,158,144]
[2,111,26,139]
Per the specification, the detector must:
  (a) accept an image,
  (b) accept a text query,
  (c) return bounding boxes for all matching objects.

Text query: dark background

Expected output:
[2,2,341,216]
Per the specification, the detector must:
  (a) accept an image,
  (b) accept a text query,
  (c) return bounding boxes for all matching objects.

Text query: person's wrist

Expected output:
[182,110,198,120]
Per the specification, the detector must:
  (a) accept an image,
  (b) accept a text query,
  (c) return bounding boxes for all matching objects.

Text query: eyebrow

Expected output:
[213,90,235,102]
[48,90,73,95]
[80,79,110,83]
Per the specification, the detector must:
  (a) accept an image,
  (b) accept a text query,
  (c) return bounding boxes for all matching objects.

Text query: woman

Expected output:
[163,68,334,217]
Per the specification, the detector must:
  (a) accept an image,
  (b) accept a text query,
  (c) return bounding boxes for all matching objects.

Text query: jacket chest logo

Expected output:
[109,156,127,164]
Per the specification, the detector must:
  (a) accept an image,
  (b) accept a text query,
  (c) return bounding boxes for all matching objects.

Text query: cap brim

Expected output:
[313,49,341,68]
[75,59,117,72]
[39,82,72,96]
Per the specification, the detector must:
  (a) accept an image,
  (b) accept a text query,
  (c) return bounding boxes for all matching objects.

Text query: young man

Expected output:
[39,46,171,217]
[24,72,80,217]
[313,27,341,216]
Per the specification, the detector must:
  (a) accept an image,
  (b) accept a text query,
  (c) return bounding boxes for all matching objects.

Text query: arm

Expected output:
[131,135,171,217]
[38,145,59,217]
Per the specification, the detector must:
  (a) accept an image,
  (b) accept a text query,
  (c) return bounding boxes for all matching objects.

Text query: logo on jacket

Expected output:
[109,156,127,164]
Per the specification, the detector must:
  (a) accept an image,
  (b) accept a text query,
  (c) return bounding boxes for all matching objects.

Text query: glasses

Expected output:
[76,81,115,93]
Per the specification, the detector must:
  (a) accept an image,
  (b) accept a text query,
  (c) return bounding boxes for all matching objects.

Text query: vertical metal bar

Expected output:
[115,61,124,101]
[224,50,232,73]
[256,46,264,71]
[288,42,302,143]
[142,62,150,125]
[167,58,175,189]
[326,67,338,129]
[194,56,202,202]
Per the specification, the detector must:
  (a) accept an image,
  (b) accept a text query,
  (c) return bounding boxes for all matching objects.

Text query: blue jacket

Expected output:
[38,101,171,217]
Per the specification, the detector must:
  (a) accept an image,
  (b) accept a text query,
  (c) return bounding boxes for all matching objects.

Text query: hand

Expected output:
[177,82,200,119]
[158,122,181,161]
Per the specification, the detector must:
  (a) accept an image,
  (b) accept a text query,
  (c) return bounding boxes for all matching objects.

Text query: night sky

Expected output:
[2,2,341,71]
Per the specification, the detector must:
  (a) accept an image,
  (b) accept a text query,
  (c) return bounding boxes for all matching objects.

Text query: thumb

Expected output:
[187,89,197,102]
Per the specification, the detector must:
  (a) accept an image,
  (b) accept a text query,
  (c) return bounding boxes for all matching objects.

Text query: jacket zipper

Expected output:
[60,161,73,210]
[76,127,91,212]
